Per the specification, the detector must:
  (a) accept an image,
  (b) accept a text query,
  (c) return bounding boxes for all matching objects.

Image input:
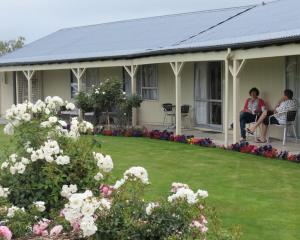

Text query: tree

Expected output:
[0,36,25,56]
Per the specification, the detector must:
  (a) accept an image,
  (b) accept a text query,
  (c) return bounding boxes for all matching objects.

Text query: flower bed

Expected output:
[99,129,300,164]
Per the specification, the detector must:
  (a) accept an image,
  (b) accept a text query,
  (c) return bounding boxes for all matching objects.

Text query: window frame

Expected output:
[138,64,159,101]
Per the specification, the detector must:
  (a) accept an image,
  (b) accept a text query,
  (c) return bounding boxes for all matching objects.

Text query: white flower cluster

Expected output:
[61,184,78,199]
[3,122,15,135]
[1,154,29,175]
[113,166,149,189]
[168,184,208,205]
[124,166,149,184]
[145,202,159,215]
[5,102,32,122]
[33,201,46,212]
[171,182,190,193]
[44,96,65,111]
[93,152,113,173]
[3,96,76,136]
[7,205,25,218]
[65,118,94,140]
[94,172,104,181]
[63,190,111,237]
[30,140,70,165]
[0,185,10,198]
[65,102,75,111]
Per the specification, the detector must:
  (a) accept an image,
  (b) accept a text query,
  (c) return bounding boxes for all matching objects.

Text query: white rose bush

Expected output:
[0,97,241,239]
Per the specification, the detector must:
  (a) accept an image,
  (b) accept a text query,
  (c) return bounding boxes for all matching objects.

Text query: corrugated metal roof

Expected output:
[0,0,300,66]
[0,5,253,66]
[168,0,300,50]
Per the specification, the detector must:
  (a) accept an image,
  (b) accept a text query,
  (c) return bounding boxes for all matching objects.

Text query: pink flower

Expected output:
[100,184,113,198]
[50,225,63,237]
[200,215,208,224]
[33,219,50,236]
[200,225,208,233]
[71,218,81,232]
[0,226,12,240]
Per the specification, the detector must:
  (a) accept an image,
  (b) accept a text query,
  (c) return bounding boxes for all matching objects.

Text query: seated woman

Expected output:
[240,87,265,141]
[247,89,297,143]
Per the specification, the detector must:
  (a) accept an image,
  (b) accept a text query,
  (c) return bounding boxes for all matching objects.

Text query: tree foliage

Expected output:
[0,36,25,56]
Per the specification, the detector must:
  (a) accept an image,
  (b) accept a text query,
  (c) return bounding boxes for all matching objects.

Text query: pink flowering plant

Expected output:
[0,97,241,239]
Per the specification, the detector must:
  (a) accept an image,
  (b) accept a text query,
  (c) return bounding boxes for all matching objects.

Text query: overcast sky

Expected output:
[0,0,272,43]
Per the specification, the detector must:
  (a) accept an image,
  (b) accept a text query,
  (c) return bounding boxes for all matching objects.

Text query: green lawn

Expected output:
[1,131,300,239]
[97,136,300,240]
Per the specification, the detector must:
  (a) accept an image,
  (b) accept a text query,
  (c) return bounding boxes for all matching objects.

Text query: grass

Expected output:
[1,131,300,239]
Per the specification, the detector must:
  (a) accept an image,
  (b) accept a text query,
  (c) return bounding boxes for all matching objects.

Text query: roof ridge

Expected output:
[171,5,257,47]
[59,4,256,32]
[171,0,282,47]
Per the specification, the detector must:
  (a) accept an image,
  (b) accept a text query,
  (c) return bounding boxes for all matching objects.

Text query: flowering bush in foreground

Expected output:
[0,97,240,239]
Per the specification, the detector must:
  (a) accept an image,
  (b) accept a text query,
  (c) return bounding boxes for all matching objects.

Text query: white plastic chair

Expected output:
[267,108,298,146]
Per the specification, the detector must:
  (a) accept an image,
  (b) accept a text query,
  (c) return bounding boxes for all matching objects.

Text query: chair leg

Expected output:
[292,125,298,143]
[163,114,166,128]
[266,126,270,143]
[283,127,287,146]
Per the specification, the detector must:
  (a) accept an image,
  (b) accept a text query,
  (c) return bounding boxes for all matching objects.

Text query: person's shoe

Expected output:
[246,128,254,135]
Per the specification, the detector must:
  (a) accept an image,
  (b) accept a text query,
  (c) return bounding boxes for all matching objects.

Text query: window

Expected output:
[70,68,99,98]
[124,65,158,100]
[70,71,78,99]
[137,65,158,100]
[17,72,42,103]
[194,62,222,129]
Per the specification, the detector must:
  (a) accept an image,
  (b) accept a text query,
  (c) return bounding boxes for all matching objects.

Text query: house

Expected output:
[0,0,299,146]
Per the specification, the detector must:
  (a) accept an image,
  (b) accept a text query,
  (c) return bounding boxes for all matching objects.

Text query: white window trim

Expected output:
[138,65,159,101]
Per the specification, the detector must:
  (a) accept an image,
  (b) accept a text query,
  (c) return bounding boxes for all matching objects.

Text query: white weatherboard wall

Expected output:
[0,72,14,116]
[138,63,195,126]
[43,70,71,101]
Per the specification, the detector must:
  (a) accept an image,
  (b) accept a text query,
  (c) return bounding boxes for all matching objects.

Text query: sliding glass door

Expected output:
[286,56,300,136]
[194,62,222,130]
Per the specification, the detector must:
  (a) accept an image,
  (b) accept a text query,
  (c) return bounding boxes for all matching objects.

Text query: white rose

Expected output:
[3,123,14,135]
[94,172,104,181]
[66,102,75,110]
[196,190,208,199]
[1,161,9,170]
[48,116,58,123]
[33,201,46,212]
[80,216,97,237]
[21,113,31,122]
[21,157,30,165]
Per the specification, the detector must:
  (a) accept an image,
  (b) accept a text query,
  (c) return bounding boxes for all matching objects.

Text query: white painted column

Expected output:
[232,60,239,143]
[175,65,182,135]
[170,62,184,136]
[71,68,86,120]
[224,59,229,146]
[124,65,138,126]
[22,70,35,102]
[15,72,19,104]
[232,59,246,143]
[71,68,86,93]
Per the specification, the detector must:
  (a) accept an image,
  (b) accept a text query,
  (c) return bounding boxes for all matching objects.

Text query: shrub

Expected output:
[74,91,94,114]
[0,97,240,239]
[0,97,98,212]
